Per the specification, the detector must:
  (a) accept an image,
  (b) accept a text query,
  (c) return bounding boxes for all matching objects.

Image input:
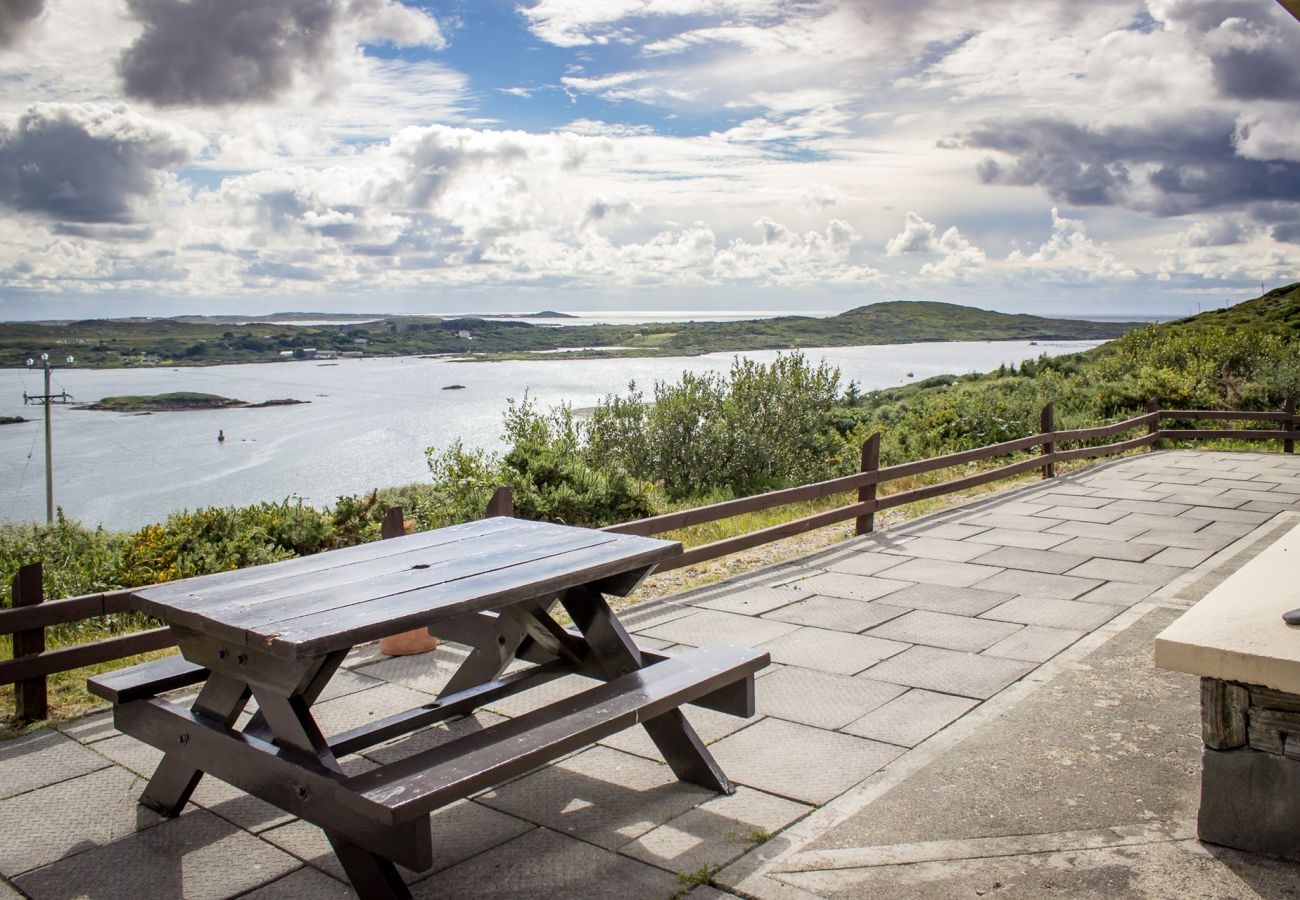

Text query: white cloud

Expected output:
[1008,208,1137,279]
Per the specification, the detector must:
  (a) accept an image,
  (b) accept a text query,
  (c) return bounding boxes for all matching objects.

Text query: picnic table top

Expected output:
[131,518,681,660]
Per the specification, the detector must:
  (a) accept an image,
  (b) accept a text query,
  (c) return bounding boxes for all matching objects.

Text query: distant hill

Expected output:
[0,299,1145,368]
[1160,282,1300,335]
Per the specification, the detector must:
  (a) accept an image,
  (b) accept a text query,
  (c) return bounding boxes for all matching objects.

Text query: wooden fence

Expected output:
[3,401,1296,721]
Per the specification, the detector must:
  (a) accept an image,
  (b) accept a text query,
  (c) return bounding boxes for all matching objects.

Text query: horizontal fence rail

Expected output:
[3,401,1296,721]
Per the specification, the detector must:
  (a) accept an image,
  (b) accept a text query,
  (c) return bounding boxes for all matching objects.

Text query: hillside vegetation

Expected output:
[0,300,1139,368]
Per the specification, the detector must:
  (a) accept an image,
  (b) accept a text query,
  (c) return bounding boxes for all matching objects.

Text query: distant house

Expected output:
[457,330,472,340]
[352,338,368,345]
[279,350,294,358]
[316,350,338,360]
[340,351,364,358]
[301,347,318,358]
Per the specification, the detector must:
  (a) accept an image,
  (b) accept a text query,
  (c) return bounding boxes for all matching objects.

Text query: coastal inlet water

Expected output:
[0,340,1098,531]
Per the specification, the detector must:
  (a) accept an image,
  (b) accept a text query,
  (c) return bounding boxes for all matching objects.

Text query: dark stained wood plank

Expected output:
[1202,677,1248,750]
[87,654,207,704]
[0,627,176,685]
[660,502,869,573]
[219,527,624,631]
[0,588,135,636]
[146,520,586,630]
[1159,429,1290,442]
[268,539,679,658]
[1160,409,1292,422]
[346,643,767,821]
[135,517,522,608]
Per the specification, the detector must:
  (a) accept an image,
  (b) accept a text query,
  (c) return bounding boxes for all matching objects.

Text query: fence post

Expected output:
[1286,397,1296,455]
[377,507,440,657]
[1040,403,1056,479]
[12,562,48,722]
[1147,398,1161,451]
[485,485,514,518]
[855,433,880,536]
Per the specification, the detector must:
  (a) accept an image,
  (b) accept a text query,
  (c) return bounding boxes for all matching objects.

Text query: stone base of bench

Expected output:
[1200,747,1300,860]
[1197,676,1300,860]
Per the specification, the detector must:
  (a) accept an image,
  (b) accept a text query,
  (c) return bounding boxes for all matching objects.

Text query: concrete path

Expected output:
[3,450,1300,898]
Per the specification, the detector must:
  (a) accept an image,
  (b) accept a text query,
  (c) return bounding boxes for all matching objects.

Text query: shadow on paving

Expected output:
[769,604,1300,898]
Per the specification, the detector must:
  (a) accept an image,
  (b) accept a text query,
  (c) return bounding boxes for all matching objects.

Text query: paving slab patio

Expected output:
[6,450,1300,898]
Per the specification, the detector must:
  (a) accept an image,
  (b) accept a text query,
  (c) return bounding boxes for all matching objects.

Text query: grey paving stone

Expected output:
[777,571,915,603]
[1242,499,1300,514]
[353,643,470,697]
[858,645,1033,700]
[0,728,110,800]
[761,596,909,633]
[1044,519,1151,541]
[692,585,802,615]
[960,512,1058,531]
[314,667,387,703]
[1179,505,1274,525]
[14,808,297,900]
[89,732,164,777]
[1162,489,1245,509]
[599,706,758,761]
[879,536,992,562]
[1107,498,1192,517]
[1199,519,1256,538]
[1146,546,1215,568]
[967,545,1092,575]
[1081,485,1175,502]
[410,826,679,900]
[618,599,698,633]
[1023,492,1114,509]
[309,682,438,737]
[910,522,989,540]
[1219,486,1290,504]
[1073,580,1157,606]
[977,499,1053,516]
[239,866,354,900]
[972,568,1102,600]
[1050,536,1161,562]
[841,689,977,746]
[980,596,1125,631]
[486,673,602,718]
[620,786,809,874]
[964,527,1073,550]
[756,665,906,729]
[874,582,1015,616]
[0,764,163,877]
[1033,504,1130,524]
[821,552,910,577]
[755,627,908,675]
[707,718,902,804]
[635,608,800,647]
[1133,471,1206,485]
[263,799,533,884]
[1131,527,1234,551]
[982,624,1085,662]
[479,746,712,849]
[1065,557,1188,585]
[1113,511,1210,533]
[56,709,118,745]
[866,610,1020,653]
[876,558,1005,588]
[362,710,508,765]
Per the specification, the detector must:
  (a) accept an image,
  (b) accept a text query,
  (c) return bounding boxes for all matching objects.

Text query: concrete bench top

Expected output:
[1155,517,1300,693]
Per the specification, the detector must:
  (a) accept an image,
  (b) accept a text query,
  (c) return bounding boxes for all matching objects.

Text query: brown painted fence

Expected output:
[3,401,1296,721]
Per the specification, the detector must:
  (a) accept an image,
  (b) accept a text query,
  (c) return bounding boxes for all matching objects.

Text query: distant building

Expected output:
[279,350,294,358]
[316,350,338,359]
[352,338,368,345]
[457,330,472,340]
[302,347,318,357]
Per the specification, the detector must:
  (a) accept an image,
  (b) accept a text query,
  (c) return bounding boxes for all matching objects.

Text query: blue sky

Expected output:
[0,0,1296,320]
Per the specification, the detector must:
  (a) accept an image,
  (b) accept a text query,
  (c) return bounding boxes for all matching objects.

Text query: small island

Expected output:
[82,392,307,412]
[0,415,28,425]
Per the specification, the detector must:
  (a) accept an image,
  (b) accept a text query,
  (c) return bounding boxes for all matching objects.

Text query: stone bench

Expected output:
[1154,518,1300,859]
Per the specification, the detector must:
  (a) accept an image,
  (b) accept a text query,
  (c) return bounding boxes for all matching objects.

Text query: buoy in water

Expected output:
[218,430,225,443]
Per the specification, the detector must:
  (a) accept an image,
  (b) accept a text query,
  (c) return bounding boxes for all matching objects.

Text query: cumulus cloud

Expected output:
[884,212,985,278]
[118,0,445,107]
[0,103,198,223]
[1152,0,1300,100]
[1008,208,1135,279]
[0,0,43,48]
[1178,217,1249,246]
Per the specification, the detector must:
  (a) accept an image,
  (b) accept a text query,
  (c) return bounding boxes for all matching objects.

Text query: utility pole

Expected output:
[23,353,73,524]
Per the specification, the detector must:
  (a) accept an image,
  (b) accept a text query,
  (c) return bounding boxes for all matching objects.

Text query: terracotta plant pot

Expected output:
[379,629,439,656]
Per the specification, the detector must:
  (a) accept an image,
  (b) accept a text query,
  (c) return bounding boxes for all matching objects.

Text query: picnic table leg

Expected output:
[561,585,735,794]
[328,834,411,899]
[140,672,252,816]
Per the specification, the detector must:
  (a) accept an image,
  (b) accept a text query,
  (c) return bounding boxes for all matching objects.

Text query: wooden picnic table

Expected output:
[89,517,768,899]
